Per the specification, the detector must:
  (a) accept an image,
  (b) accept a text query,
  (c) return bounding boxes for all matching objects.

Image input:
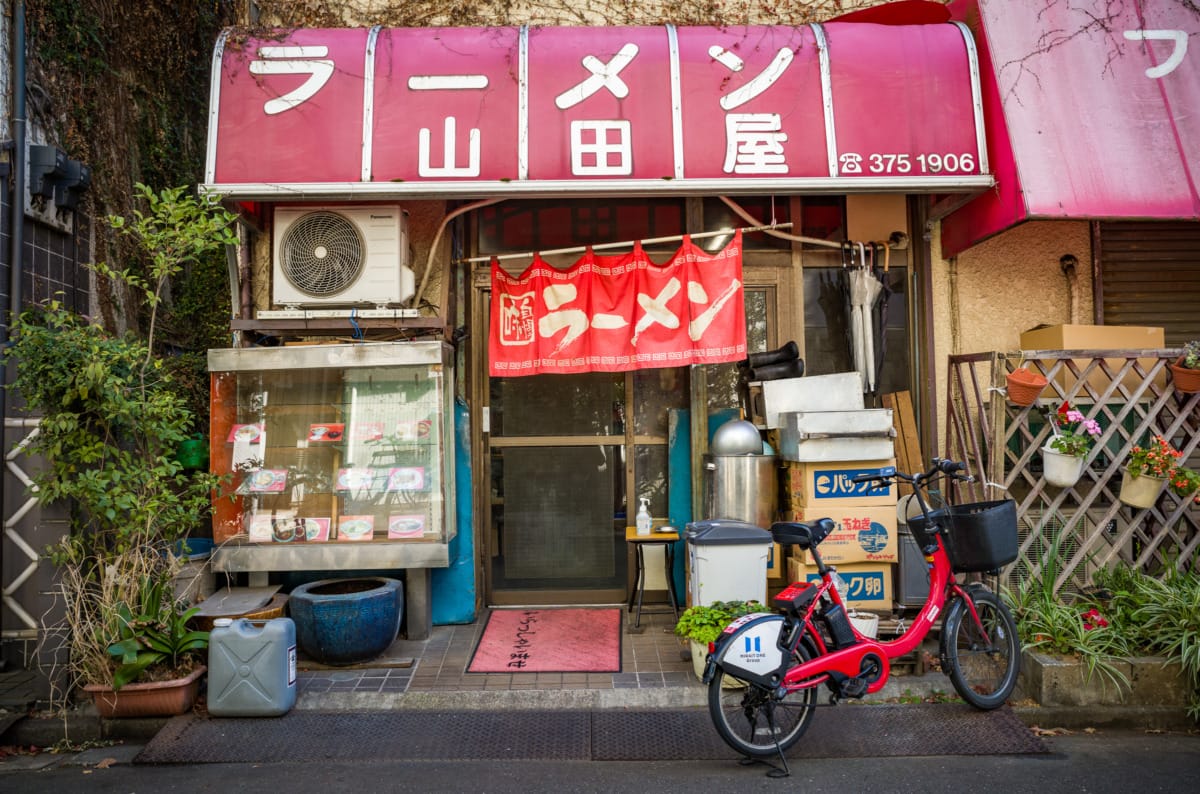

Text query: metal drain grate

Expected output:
[135,705,1047,765]
[592,705,1046,760]
[136,711,592,764]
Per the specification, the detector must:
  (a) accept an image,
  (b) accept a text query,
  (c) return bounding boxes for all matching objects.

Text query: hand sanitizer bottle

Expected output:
[636,498,652,535]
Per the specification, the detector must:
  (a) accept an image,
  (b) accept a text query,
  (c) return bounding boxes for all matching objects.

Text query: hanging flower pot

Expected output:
[1041,444,1085,488]
[1168,357,1200,394]
[1006,367,1047,406]
[1119,470,1167,509]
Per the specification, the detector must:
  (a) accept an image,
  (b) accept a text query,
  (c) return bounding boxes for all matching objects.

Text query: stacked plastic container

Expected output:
[754,371,899,616]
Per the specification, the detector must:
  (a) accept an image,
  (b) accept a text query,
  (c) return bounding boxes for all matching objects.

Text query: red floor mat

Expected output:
[467,608,621,673]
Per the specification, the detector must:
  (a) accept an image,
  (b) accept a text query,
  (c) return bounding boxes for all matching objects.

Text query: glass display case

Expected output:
[207,341,456,572]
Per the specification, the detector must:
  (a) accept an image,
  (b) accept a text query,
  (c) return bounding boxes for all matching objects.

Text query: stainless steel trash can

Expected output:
[703,453,778,528]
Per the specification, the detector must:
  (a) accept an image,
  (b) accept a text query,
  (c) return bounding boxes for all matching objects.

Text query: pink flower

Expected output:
[1081,608,1109,631]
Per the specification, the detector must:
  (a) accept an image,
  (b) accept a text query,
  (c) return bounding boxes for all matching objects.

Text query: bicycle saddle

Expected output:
[770,517,835,549]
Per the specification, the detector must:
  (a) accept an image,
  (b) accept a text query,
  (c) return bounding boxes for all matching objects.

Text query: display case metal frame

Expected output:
[207,340,457,639]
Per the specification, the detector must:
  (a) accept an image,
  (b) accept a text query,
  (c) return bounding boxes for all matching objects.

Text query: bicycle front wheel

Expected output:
[942,588,1020,709]
[707,643,818,758]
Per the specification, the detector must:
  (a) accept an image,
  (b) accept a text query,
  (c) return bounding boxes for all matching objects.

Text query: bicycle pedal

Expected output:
[841,677,868,699]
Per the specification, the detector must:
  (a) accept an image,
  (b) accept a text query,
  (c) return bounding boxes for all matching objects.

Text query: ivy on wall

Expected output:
[24,1,241,426]
[25,1,239,344]
[248,0,858,27]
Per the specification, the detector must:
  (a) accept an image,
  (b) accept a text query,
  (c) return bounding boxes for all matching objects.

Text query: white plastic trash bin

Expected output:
[686,519,773,606]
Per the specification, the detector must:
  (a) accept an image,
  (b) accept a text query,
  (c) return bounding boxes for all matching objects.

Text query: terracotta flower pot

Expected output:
[84,665,205,718]
[1119,471,1167,509]
[1168,358,1200,394]
[1006,367,1048,406]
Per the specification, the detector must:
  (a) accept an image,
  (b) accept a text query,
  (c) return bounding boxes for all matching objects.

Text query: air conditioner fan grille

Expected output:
[279,211,365,296]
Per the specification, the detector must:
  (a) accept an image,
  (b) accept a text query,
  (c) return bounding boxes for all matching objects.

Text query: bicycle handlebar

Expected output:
[849,457,975,488]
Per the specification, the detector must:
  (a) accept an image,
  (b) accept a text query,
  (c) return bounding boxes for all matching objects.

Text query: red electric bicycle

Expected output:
[702,458,1020,775]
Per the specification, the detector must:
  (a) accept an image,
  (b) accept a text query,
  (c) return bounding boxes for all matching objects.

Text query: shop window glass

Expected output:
[701,196,791,251]
[476,198,685,256]
[707,288,771,413]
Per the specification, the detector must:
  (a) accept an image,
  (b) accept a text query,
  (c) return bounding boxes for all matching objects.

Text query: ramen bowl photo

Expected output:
[338,517,374,541]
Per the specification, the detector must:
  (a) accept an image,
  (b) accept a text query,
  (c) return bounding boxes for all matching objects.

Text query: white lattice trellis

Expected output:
[3,418,44,638]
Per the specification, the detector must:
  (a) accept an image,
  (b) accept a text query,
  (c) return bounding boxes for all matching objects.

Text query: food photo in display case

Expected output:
[387,466,426,491]
[307,423,344,442]
[338,515,375,541]
[228,423,263,443]
[242,469,287,493]
[336,467,381,492]
[388,514,426,538]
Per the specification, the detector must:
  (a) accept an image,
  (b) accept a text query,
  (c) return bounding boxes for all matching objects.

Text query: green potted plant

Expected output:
[675,600,765,680]
[4,184,237,712]
[1041,401,1101,488]
[1168,464,1200,506]
[1169,341,1200,394]
[1120,436,1177,508]
[83,573,211,718]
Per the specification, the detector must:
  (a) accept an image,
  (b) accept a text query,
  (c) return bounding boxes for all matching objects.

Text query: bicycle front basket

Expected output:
[943,500,1018,572]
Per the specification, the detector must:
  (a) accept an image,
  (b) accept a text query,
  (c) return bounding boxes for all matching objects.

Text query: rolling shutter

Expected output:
[1099,221,1200,346]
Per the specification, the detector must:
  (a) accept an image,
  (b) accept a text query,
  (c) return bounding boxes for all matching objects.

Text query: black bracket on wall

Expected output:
[54,160,91,210]
[28,144,91,210]
[28,144,68,200]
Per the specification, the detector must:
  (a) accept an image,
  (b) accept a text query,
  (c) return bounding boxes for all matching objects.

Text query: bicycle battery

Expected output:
[817,604,859,649]
[712,613,789,685]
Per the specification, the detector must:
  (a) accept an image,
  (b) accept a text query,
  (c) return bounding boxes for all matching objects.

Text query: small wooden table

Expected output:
[625,526,681,628]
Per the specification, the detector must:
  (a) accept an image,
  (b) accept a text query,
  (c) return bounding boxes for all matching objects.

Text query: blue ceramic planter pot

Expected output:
[289,577,404,665]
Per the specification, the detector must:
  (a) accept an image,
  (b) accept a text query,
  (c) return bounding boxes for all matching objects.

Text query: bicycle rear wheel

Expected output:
[942,588,1019,709]
[707,644,817,758]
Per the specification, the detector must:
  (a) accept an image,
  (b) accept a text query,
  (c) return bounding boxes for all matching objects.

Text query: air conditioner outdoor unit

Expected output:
[272,205,414,308]
[1015,508,1116,595]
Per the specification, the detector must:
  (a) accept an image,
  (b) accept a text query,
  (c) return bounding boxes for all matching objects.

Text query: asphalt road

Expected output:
[1,730,1197,793]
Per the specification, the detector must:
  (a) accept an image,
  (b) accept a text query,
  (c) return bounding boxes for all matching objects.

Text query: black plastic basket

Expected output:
[906,500,1018,573]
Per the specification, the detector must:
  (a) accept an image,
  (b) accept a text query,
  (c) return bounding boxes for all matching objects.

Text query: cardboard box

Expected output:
[1018,324,1166,395]
[767,542,785,580]
[781,459,897,509]
[781,506,899,564]
[786,557,895,611]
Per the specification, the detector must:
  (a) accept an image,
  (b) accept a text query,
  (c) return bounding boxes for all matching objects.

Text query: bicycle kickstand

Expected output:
[739,705,791,778]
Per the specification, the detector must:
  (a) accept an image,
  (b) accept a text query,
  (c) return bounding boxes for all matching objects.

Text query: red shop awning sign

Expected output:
[489,232,745,376]
[204,24,991,199]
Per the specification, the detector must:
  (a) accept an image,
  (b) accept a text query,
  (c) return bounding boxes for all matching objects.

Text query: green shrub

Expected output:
[674,600,765,645]
[1007,559,1200,720]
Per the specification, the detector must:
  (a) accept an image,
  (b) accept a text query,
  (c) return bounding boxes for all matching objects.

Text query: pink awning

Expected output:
[942,0,1200,257]
[203,23,991,200]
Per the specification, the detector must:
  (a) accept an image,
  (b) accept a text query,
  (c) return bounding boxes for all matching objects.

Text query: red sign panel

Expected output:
[489,233,745,375]
[371,28,522,183]
[206,24,989,195]
[942,0,1200,255]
